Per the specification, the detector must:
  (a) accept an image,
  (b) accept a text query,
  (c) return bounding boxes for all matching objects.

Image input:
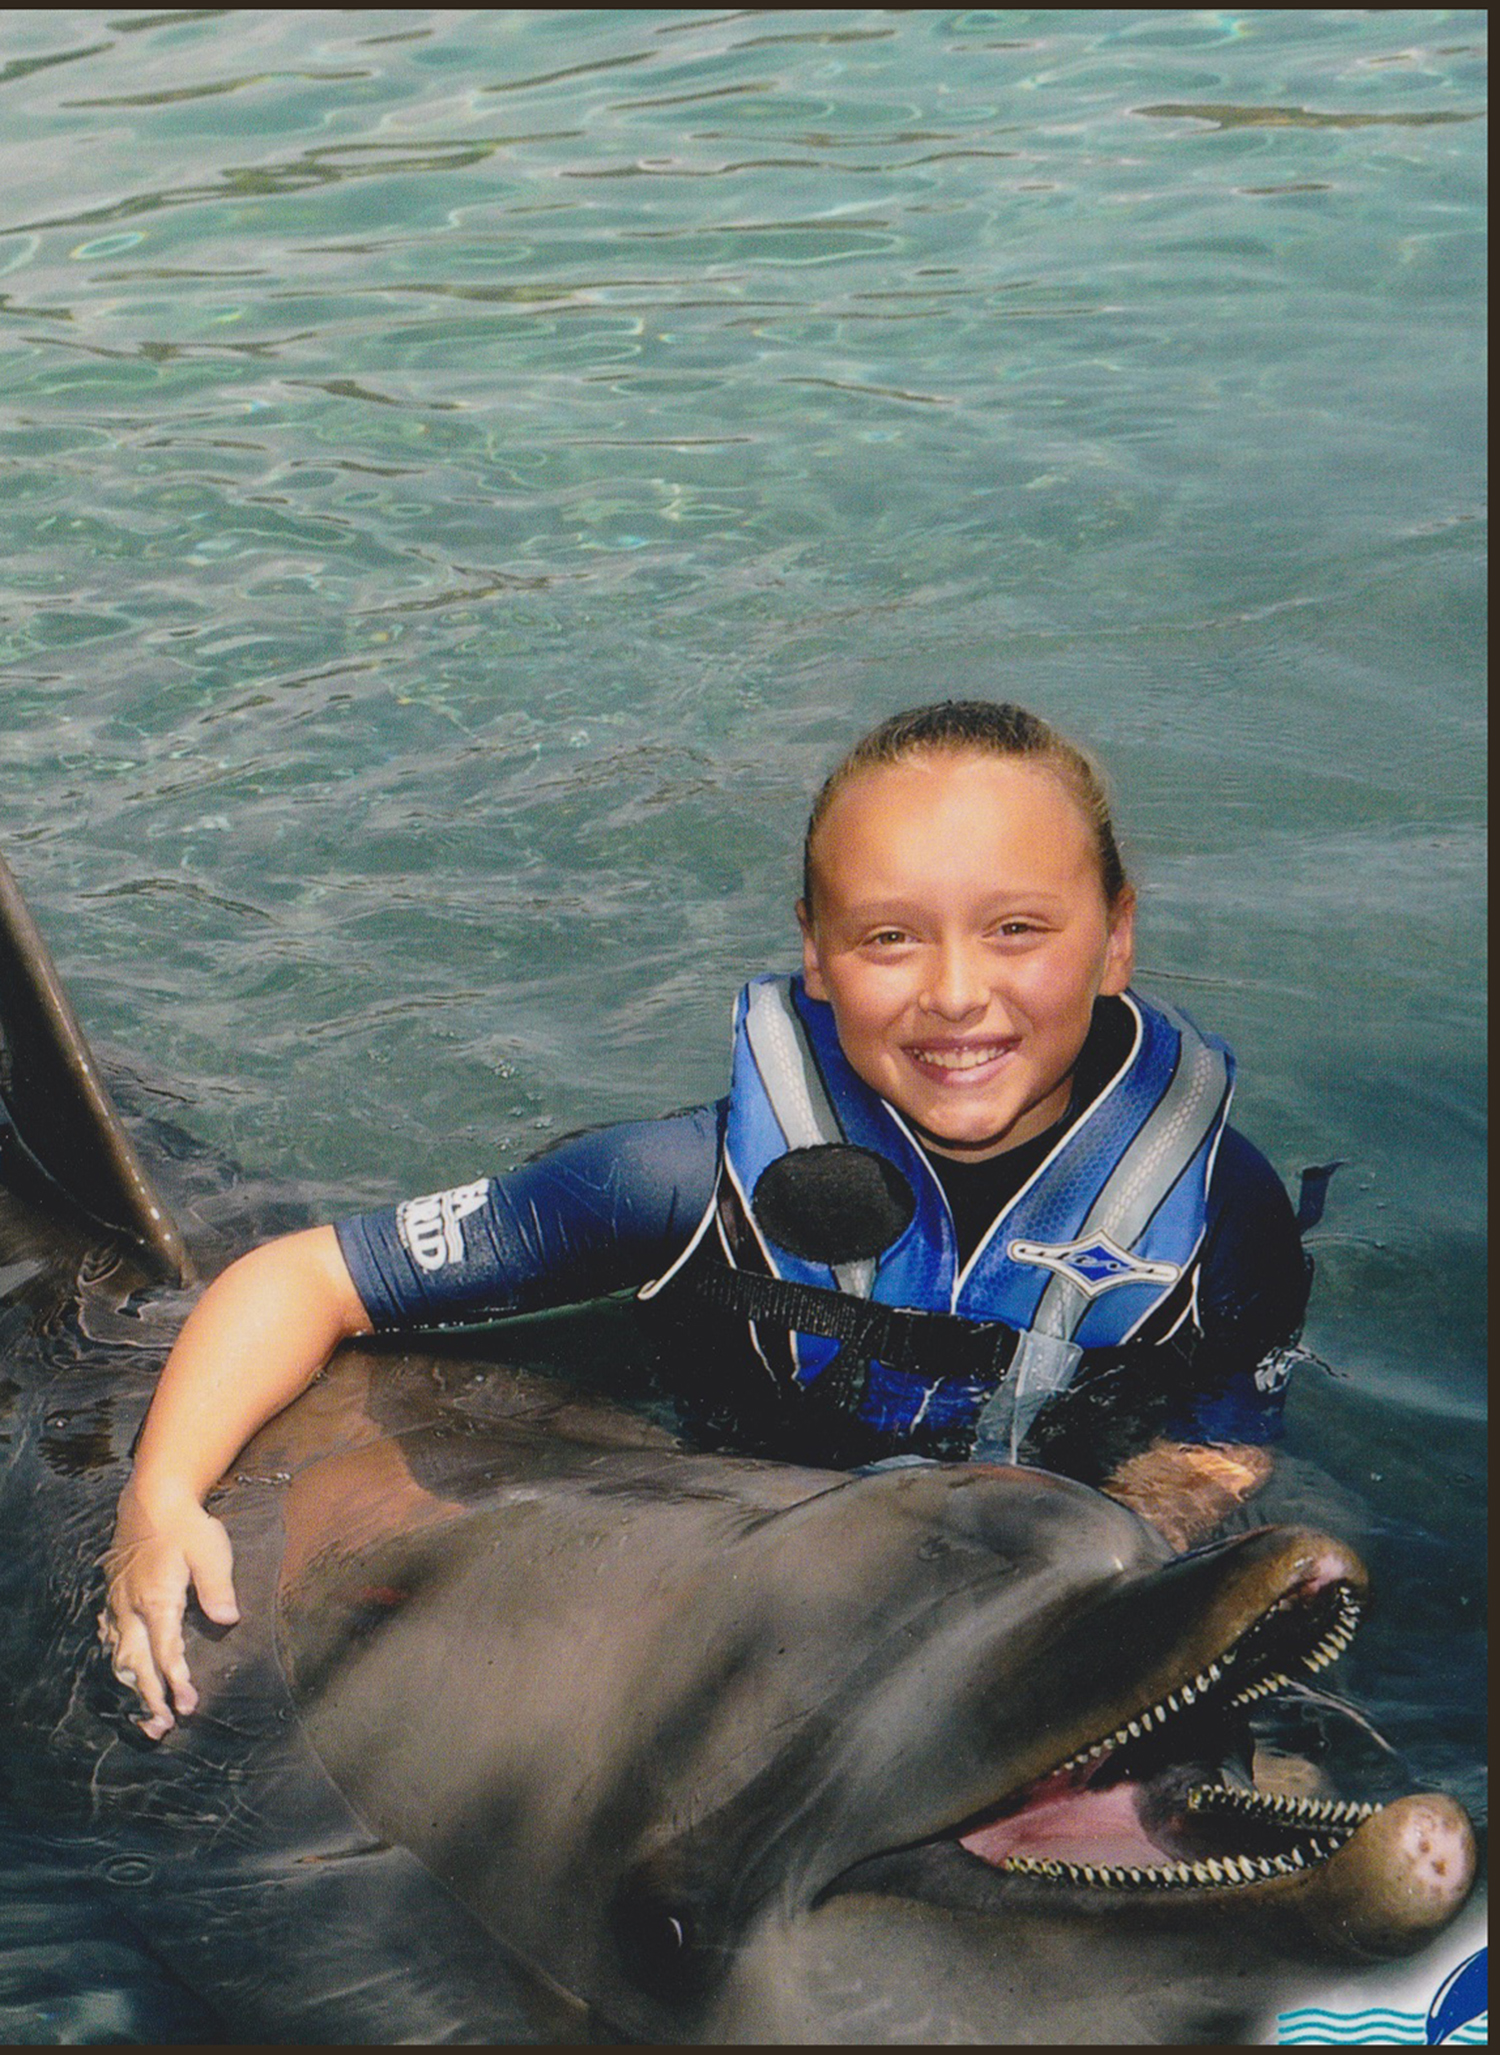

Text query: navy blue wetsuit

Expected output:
[335,1085,1309,1478]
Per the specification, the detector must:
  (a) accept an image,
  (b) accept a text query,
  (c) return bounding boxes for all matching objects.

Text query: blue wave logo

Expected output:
[1427,1949,1487,2045]
[1276,1948,1487,2045]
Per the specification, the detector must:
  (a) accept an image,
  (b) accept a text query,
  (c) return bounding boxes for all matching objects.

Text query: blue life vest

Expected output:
[644,975,1234,1459]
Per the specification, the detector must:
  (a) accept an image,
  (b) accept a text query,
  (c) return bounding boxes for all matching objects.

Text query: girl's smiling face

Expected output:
[798,750,1136,1159]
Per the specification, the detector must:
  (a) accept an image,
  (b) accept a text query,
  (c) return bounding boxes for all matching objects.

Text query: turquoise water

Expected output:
[0,8,1486,2041]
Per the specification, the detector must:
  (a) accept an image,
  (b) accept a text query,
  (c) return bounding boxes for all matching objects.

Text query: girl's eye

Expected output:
[995,919,1042,938]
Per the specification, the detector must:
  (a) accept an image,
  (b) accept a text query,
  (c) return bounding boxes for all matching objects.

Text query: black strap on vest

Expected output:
[679,1261,1020,1387]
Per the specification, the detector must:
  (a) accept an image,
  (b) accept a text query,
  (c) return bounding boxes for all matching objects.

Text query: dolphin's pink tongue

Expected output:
[959,1764,1168,1869]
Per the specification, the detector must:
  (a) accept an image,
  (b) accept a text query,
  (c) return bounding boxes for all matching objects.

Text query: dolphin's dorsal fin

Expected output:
[0,849,192,1284]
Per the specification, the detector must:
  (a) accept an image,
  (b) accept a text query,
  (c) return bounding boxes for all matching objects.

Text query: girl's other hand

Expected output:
[1102,1439,1272,1553]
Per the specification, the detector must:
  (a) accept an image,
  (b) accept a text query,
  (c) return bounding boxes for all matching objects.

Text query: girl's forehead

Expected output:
[806,751,1103,915]
[820,751,1087,846]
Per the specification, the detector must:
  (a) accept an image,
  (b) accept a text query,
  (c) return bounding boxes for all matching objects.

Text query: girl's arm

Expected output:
[101,1226,371,1738]
[101,1105,722,1738]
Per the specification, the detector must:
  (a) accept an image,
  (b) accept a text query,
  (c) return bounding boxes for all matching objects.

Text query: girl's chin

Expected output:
[902,1103,1024,1156]
[899,1085,1069,1158]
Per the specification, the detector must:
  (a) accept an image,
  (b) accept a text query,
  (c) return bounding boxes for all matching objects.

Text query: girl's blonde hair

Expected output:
[802,700,1130,910]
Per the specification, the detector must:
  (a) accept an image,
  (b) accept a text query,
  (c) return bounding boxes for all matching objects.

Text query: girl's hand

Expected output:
[1102,1440,1272,1553]
[99,1483,240,1740]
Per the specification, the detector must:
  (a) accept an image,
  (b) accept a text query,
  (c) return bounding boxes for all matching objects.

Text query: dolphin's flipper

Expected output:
[0,849,191,1283]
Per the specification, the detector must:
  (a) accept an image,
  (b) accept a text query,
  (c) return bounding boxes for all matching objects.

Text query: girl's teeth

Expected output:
[914,1045,1005,1071]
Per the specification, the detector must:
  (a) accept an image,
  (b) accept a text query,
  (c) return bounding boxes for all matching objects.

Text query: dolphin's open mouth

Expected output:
[952,1555,1373,1892]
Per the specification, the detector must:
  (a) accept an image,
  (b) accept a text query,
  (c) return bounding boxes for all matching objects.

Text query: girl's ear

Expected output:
[1100,887,1137,997]
[796,898,829,1001]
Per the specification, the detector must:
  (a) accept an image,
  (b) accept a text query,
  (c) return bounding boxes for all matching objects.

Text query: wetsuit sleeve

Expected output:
[333,1103,722,1331]
[1158,1126,1312,1446]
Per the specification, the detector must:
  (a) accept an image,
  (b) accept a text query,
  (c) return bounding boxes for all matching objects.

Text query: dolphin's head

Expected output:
[273,1429,1476,2043]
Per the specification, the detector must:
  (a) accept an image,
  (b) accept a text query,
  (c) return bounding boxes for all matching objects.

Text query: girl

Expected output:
[102,701,1310,1736]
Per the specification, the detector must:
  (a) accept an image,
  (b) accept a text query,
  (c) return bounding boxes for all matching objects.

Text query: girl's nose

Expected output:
[920,940,989,1020]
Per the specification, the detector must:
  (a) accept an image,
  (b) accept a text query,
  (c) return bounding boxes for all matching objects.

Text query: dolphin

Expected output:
[0,848,1479,2044]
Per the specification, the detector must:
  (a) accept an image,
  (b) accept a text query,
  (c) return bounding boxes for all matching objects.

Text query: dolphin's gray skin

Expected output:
[0,851,1479,2044]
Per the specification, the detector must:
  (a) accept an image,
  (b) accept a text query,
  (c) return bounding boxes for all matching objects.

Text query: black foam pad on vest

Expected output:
[752,1145,917,1266]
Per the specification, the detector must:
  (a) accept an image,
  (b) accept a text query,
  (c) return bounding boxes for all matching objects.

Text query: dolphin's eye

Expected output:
[611,1878,702,1998]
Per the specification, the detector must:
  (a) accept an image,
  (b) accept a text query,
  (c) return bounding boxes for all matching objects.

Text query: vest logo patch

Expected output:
[397,1180,491,1273]
[1007,1233,1180,1299]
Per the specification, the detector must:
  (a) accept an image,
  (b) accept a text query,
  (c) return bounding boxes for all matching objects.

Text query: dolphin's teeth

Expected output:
[1177,1780,1381,1878]
[1032,1585,1368,1853]
[1301,1597,1360,1676]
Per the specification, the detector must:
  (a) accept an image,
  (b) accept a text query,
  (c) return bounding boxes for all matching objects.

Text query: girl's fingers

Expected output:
[110,1612,174,1733]
[100,1512,241,1738]
[136,1572,200,1720]
[186,1514,240,1628]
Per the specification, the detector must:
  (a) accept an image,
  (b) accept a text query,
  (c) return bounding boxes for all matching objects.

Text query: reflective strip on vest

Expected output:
[742,978,874,1298]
